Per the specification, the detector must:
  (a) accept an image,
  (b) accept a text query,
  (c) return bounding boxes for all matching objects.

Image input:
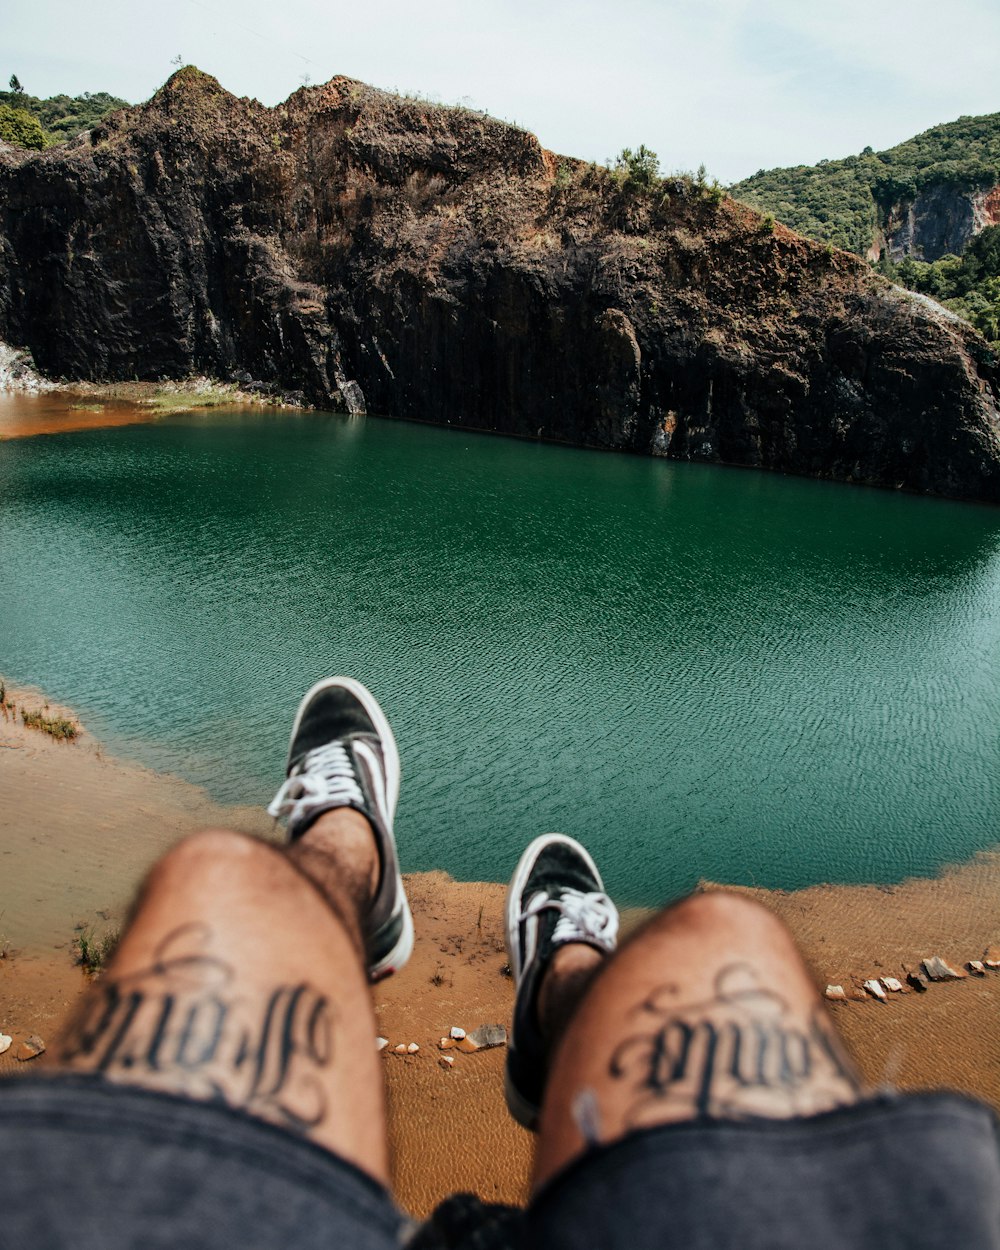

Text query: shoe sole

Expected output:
[504,832,605,989]
[285,676,410,982]
[503,833,606,1131]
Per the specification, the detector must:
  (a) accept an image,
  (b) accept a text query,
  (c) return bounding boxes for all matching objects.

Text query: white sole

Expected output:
[369,901,415,984]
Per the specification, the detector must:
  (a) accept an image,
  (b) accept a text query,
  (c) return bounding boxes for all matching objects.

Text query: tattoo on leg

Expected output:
[59,924,335,1133]
[609,963,860,1127]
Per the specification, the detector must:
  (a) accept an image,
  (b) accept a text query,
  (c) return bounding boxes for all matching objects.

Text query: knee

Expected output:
[147,828,281,892]
[657,889,788,942]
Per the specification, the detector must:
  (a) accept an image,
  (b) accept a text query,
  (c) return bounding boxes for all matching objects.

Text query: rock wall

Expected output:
[1,68,999,502]
[883,182,1000,262]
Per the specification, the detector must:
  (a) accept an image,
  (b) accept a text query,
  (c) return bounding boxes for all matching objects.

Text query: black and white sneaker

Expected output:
[504,833,619,1131]
[268,676,414,983]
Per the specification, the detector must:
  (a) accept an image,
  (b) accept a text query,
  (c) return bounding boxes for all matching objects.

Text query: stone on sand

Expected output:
[863,980,887,1002]
[15,1035,45,1061]
[824,985,847,1001]
[468,1023,507,1049]
[922,957,966,981]
[407,1042,420,1054]
[449,1027,466,1040]
[881,977,904,993]
[439,1055,455,1068]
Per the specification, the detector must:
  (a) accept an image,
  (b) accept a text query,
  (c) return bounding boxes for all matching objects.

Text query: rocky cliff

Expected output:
[2,68,1000,502]
[880,183,1000,263]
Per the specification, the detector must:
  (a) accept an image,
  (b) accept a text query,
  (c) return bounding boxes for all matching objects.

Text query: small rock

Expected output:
[824,985,847,1001]
[881,977,904,993]
[15,1035,45,1061]
[968,961,986,976]
[439,1037,456,1050]
[456,1037,480,1053]
[407,1042,419,1054]
[906,971,928,993]
[468,1023,507,1049]
[983,946,1000,969]
[863,980,887,1002]
[439,1055,455,1068]
[449,1026,466,1040]
[376,1037,389,1051]
[0,1033,11,1056]
[922,956,966,981]
[394,1043,407,1054]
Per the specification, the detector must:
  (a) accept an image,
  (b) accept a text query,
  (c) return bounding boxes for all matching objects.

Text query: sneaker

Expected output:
[504,833,619,1130]
[268,676,414,983]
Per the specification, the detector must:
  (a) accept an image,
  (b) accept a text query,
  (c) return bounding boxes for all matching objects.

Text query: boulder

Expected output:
[439,1055,455,1068]
[824,985,847,1001]
[968,961,986,976]
[906,971,928,993]
[376,1036,389,1051]
[0,1033,11,1055]
[983,946,1000,969]
[863,980,887,1002]
[406,1042,420,1054]
[449,1026,466,1040]
[394,1043,407,1054]
[881,977,904,993]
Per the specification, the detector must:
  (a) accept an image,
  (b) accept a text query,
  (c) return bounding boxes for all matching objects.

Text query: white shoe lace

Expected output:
[519,887,619,952]
[268,742,364,828]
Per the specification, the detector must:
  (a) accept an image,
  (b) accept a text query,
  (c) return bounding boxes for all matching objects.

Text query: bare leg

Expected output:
[53,809,390,1183]
[533,891,862,1190]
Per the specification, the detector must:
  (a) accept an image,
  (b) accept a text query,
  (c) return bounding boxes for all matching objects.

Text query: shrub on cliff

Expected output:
[0,103,49,150]
[613,145,661,192]
[0,88,128,143]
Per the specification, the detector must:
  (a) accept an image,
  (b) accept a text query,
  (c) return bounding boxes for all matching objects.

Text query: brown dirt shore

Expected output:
[2,680,999,1218]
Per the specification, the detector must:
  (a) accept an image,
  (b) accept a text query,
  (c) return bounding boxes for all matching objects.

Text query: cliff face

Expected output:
[882,183,1000,262]
[2,68,1000,502]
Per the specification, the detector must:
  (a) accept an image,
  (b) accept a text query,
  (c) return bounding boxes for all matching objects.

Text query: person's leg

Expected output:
[503,838,862,1190]
[51,677,412,1185]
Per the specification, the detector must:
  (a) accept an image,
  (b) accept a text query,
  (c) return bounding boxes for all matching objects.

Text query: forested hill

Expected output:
[0,87,128,148]
[731,112,1000,259]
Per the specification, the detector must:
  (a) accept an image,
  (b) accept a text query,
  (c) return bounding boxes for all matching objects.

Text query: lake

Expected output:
[1,408,998,905]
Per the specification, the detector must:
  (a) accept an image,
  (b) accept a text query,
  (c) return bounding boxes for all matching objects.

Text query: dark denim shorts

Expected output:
[1,1075,998,1249]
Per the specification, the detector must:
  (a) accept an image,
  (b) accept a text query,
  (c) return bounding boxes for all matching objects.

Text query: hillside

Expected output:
[1,68,999,501]
[732,113,1000,261]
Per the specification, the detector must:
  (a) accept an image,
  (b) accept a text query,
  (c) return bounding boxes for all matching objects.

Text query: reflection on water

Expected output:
[1,408,999,904]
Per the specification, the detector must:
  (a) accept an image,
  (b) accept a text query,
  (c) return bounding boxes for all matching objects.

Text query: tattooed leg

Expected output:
[53,815,390,1182]
[533,890,862,1190]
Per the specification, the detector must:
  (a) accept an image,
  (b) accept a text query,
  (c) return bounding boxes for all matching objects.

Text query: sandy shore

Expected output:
[2,680,1000,1217]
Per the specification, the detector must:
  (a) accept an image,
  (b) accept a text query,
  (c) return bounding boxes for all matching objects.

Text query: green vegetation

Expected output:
[732,112,1000,257]
[877,225,1000,340]
[0,103,49,150]
[74,927,119,974]
[612,145,661,191]
[0,81,128,147]
[21,707,79,740]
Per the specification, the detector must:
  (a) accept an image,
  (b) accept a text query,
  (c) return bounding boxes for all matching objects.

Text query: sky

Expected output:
[5,0,1000,184]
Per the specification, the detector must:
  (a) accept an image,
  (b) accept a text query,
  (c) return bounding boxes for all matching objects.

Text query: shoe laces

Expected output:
[268,742,364,827]
[520,887,619,952]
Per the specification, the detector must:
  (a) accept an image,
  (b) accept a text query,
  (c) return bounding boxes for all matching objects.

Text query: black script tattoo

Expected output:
[609,963,859,1127]
[60,924,334,1132]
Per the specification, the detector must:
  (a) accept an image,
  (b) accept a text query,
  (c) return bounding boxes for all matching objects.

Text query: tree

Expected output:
[9,74,23,94]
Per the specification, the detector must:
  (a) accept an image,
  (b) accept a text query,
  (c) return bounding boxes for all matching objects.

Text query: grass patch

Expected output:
[21,708,79,740]
[74,927,119,974]
[69,402,106,413]
[142,381,246,414]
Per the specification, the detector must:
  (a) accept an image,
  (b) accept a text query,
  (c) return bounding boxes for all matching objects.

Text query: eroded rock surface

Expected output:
[2,68,999,501]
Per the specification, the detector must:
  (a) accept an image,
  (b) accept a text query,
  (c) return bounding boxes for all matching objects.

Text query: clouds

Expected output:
[4,0,999,182]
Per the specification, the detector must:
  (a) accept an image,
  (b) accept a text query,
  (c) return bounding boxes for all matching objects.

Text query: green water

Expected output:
[1,409,998,905]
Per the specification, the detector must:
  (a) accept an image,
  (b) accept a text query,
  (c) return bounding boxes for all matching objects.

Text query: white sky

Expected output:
[5,0,1000,184]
